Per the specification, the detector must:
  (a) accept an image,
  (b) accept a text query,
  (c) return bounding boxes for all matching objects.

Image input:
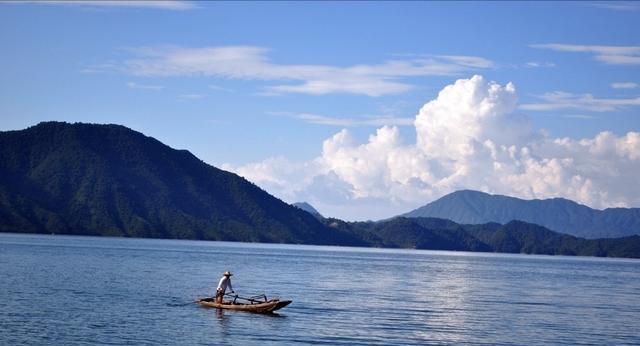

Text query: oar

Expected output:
[171,298,210,306]
[224,293,270,303]
[171,293,266,307]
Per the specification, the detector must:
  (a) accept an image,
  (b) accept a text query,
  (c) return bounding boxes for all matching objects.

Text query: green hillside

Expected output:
[0,122,362,245]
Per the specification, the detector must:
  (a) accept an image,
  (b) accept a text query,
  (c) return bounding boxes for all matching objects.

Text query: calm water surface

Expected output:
[1,233,639,345]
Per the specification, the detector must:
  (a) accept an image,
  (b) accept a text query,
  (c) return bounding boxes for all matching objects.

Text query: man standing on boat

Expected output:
[215,271,234,304]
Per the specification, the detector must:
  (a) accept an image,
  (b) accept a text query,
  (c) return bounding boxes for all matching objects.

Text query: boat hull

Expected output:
[197,298,292,313]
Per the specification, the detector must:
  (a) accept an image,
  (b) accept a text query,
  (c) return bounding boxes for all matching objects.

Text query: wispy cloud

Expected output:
[126,82,163,90]
[81,62,120,74]
[611,82,638,89]
[524,61,556,68]
[434,55,494,69]
[120,45,493,97]
[564,114,598,120]
[588,1,640,11]
[208,84,234,92]
[530,43,640,65]
[6,1,198,11]
[179,94,205,100]
[520,91,640,112]
[265,80,412,97]
[270,112,414,127]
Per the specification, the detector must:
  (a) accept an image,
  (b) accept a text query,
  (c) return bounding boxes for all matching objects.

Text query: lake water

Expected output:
[1,233,639,345]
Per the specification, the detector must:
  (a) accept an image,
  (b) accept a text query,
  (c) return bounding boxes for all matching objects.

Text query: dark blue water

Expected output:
[1,233,639,345]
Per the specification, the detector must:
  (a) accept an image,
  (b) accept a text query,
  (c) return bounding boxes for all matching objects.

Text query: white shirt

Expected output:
[216,276,233,292]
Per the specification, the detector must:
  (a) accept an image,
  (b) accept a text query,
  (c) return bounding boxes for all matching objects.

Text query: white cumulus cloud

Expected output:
[224,75,640,220]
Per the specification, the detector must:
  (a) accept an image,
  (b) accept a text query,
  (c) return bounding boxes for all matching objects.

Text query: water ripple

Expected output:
[1,233,639,345]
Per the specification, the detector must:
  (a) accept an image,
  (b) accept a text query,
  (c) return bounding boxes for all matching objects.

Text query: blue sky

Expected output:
[1,1,639,220]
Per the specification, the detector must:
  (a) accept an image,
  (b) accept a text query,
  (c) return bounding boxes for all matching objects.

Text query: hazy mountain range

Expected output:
[292,202,324,219]
[1,122,638,258]
[403,190,640,239]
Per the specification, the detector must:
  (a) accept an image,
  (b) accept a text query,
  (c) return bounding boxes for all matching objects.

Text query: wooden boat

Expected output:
[197,296,292,313]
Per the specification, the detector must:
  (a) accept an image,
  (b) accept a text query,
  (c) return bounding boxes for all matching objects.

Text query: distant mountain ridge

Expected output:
[292,202,324,219]
[403,190,640,239]
[327,217,640,258]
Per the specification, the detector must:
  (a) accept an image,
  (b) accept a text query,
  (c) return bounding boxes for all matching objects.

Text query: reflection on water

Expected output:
[1,233,639,345]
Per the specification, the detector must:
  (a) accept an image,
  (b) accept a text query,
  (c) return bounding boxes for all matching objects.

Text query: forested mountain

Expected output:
[0,122,361,245]
[403,190,640,239]
[325,217,640,258]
